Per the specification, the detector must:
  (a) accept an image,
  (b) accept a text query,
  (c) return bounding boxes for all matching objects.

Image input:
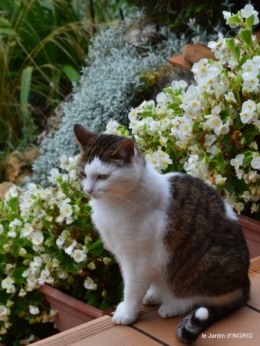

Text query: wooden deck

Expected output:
[34,257,260,345]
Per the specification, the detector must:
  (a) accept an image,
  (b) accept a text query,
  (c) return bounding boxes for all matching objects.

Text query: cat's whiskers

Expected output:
[105,191,139,209]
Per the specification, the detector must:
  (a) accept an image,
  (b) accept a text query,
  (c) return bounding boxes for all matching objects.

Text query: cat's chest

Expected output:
[91,198,169,253]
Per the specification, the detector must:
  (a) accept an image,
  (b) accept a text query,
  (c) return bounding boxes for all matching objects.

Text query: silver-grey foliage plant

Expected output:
[31,20,218,186]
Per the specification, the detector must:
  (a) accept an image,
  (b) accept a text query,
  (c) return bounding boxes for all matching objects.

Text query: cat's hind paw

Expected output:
[143,292,161,305]
[112,302,138,325]
[158,304,178,318]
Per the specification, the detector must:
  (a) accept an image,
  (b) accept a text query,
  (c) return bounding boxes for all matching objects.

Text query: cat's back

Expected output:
[164,173,249,297]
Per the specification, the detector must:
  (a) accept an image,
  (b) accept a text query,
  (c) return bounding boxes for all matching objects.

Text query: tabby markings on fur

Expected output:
[74,124,250,344]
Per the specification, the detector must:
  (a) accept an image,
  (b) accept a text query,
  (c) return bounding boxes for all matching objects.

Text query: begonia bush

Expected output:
[0,155,122,344]
[106,4,260,220]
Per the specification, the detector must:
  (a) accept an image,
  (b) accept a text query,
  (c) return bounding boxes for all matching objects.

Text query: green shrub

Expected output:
[0,0,91,156]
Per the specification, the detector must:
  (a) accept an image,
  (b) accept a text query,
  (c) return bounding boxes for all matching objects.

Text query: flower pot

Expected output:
[239,215,260,258]
[38,285,114,332]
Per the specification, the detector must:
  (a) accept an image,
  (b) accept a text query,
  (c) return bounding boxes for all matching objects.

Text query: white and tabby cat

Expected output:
[74,124,250,343]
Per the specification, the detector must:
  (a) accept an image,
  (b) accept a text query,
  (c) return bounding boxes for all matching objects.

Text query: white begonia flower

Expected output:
[208,33,224,52]
[222,10,239,28]
[60,154,67,165]
[178,122,193,141]
[149,120,161,133]
[129,119,143,134]
[171,80,187,90]
[224,92,237,103]
[48,168,61,184]
[241,4,259,25]
[18,288,26,297]
[160,118,170,131]
[191,58,209,79]
[251,157,260,170]
[207,115,223,133]
[69,169,77,180]
[248,171,260,183]
[159,136,168,147]
[230,154,245,169]
[19,248,27,256]
[7,231,16,238]
[157,150,173,171]
[242,60,259,75]
[65,240,77,255]
[103,257,112,265]
[29,305,40,315]
[57,270,68,279]
[184,155,199,172]
[20,223,33,238]
[1,277,14,290]
[9,218,22,228]
[31,231,44,246]
[56,237,64,248]
[72,249,87,263]
[184,108,196,119]
[188,99,201,112]
[234,202,244,214]
[31,256,43,268]
[251,203,259,214]
[241,191,251,202]
[84,277,98,290]
[5,185,19,199]
[204,134,216,147]
[6,285,15,294]
[0,224,4,235]
[0,306,9,322]
[145,152,159,169]
[59,203,72,217]
[26,275,38,288]
[242,72,259,91]
[215,175,226,185]
[236,169,244,180]
[215,123,229,135]
[156,92,167,105]
[128,108,138,122]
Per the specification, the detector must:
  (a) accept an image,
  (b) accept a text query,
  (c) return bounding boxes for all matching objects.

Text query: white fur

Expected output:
[195,307,209,320]
[81,154,240,325]
[225,202,238,221]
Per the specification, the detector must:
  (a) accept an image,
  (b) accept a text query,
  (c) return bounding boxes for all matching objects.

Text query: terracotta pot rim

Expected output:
[38,284,114,318]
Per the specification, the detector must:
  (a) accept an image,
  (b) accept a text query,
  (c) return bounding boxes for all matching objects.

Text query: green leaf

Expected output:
[61,65,80,83]
[239,30,252,46]
[89,238,104,256]
[226,38,235,51]
[243,151,253,166]
[232,46,240,60]
[228,14,242,24]
[20,66,33,142]
[245,14,255,30]
[32,290,45,302]
[193,121,200,131]
[13,267,27,283]
[163,87,173,94]
[216,152,225,171]
[11,297,26,315]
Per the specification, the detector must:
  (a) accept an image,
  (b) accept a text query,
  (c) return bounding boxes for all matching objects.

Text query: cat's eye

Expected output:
[79,170,86,178]
[97,174,109,180]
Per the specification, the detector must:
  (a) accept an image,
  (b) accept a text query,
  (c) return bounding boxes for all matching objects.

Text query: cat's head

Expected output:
[73,124,145,199]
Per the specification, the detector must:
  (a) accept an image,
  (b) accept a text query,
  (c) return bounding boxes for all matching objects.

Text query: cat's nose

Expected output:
[85,188,93,195]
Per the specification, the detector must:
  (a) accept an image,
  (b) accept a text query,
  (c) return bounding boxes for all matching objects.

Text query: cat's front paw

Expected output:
[112,302,138,325]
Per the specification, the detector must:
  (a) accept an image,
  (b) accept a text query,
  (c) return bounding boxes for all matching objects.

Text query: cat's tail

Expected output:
[175,278,250,343]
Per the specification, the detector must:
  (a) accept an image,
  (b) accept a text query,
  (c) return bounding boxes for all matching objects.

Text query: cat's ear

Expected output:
[112,139,135,163]
[74,124,96,148]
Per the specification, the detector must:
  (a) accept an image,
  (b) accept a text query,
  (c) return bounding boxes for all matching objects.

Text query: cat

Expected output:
[73,123,250,343]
